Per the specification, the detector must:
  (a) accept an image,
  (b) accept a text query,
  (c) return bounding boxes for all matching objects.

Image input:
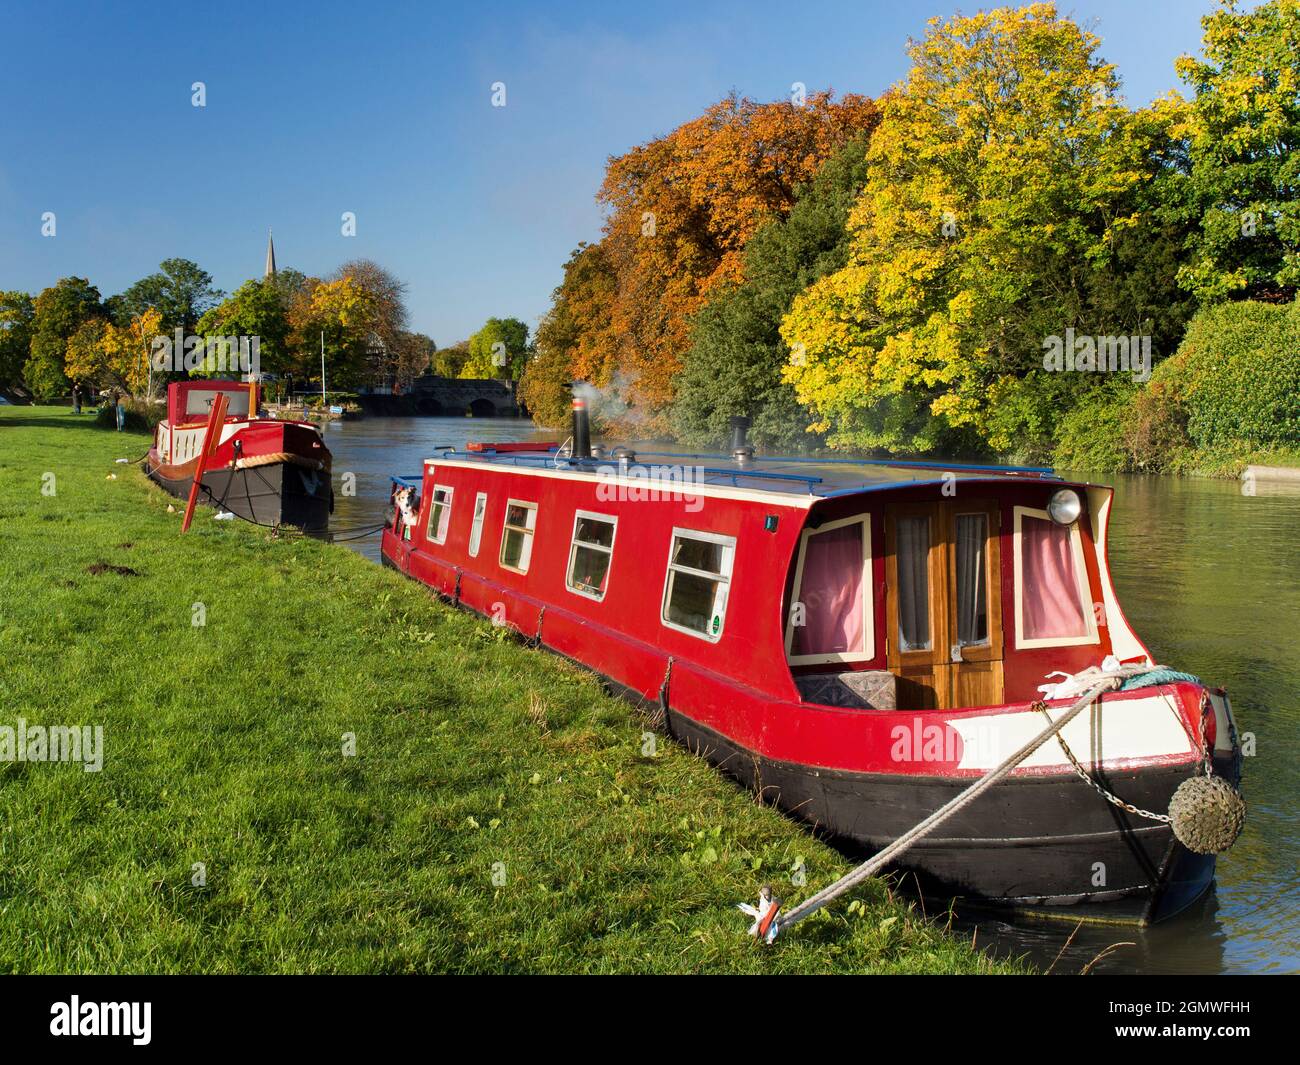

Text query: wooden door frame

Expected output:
[885,499,1005,709]
[884,503,950,708]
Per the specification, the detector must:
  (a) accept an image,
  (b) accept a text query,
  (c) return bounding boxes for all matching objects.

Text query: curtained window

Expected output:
[788,517,871,662]
[1016,509,1094,645]
[896,515,931,652]
[955,513,989,648]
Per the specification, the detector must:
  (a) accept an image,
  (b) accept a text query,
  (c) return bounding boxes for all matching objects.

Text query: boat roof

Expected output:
[400,444,1074,500]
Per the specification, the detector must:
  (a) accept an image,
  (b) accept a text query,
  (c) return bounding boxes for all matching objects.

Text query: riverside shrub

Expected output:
[1153,299,1300,451]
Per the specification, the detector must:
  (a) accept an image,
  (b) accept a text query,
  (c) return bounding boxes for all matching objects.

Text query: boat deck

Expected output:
[404,444,1068,499]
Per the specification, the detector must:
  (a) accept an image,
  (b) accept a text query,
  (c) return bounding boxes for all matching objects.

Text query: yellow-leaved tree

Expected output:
[65,307,163,396]
[287,276,381,390]
[781,3,1189,456]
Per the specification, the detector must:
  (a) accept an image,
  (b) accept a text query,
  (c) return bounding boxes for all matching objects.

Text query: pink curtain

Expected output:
[793,523,865,657]
[1020,515,1089,640]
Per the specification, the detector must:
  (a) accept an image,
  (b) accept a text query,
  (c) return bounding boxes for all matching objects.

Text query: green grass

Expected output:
[0,406,1018,974]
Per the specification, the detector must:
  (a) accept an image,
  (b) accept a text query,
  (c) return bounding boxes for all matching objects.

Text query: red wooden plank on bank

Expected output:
[180,392,229,533]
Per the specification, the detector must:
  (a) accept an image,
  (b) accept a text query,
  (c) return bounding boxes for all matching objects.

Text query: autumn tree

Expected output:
[403,332,437,381]
[593,91,879,424]
[672,137,873,451]
[332,259,417,387]
[63,320,109,391]
[64,308,163,395]
[519,242,617,427]
[782,4,1191,456]
[286,276,381,390]
[1174,0,1300,302]
[25,277,103,399]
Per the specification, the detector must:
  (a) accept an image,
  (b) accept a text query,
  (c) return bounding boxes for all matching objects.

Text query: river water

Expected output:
[326,415,1298,975]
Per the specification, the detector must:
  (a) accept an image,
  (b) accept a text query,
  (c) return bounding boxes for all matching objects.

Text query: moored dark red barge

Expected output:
[380,412,1242,924]
[147,380,332,532]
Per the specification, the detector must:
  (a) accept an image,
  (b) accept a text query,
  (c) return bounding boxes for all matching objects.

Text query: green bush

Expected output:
[1050,381,1141,472]
[304,391,358,408]
[1153,298,1300,451]
[94,398,163,433]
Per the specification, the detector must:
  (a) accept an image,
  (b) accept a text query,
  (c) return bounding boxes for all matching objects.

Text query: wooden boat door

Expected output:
[885,501,1004,709]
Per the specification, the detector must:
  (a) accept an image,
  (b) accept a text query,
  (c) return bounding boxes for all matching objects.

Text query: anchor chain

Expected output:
[657,656,675,732]
[1034,701,1171,823]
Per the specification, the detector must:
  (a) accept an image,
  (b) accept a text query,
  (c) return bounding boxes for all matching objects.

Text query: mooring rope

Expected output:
[233,451,331,472]
[768,668,1159,940]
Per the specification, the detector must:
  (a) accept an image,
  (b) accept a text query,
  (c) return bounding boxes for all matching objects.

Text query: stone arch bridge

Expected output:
[360,376,521,418]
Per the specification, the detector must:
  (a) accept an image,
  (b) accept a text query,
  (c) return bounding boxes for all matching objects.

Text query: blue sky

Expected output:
[0,0,1227,344]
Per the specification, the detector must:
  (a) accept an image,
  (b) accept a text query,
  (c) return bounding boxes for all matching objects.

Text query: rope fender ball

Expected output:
[1168,775,1246,855]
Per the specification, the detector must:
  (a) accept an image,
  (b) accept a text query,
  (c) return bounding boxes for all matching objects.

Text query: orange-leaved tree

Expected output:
[534,91,879,430]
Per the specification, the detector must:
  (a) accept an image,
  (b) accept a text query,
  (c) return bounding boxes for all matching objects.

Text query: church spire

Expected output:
[265,229,277,278]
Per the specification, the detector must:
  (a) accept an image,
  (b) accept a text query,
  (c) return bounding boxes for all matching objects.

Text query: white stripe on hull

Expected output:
[950,693,1194,771]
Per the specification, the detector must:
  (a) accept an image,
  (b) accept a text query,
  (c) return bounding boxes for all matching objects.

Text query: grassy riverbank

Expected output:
[0,407,1016,974]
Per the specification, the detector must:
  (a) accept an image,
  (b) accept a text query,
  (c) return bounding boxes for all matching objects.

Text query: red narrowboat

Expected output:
[147,380,333,531]
[380,410,1242,924]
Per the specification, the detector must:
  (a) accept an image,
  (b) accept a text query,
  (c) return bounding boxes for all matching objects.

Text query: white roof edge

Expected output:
[424,456,817,510]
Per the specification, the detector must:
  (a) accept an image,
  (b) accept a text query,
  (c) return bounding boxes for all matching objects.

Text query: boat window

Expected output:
[427,485,454,545]
[566,511,617,601]
[896,514,931,651]
[184,389,249,418]
[955,513,989,648]
[499,499,537,573]
[661,528,735,642]
[468,492,488,557]
[1013,506,1098,648]
[786,515,873,664]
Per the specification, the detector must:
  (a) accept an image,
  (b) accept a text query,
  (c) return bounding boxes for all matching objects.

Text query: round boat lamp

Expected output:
[1047,488,1082,526]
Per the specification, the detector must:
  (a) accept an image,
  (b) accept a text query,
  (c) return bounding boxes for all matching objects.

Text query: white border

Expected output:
[565,509,618,602]
[427,484,454,545]
[499,498,537,574]
[784,514,874,665]
[1086,487,1150,663]
[468,491,488,558]
[424,456,817,510]
[660,526,736,643]
[1012,505,1100,649]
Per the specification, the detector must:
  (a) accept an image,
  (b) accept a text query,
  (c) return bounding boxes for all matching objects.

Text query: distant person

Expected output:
[114,391,126,432]
[71,382,81,415]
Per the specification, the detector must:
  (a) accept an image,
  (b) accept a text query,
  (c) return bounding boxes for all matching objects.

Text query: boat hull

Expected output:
[668,710,1220,925]
[380,550,1221,926]
[148,461,331,532]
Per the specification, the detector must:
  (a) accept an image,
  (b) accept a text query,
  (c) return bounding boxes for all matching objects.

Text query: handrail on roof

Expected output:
[431,448,825,491]
[631,450,1056,477]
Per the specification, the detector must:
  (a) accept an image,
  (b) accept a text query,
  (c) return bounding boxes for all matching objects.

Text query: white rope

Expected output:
[770,669,1151,939]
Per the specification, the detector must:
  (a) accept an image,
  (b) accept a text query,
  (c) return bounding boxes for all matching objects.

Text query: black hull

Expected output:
[669,712,1217,926]
[149,463,331,532]
[380,553,1218,926]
